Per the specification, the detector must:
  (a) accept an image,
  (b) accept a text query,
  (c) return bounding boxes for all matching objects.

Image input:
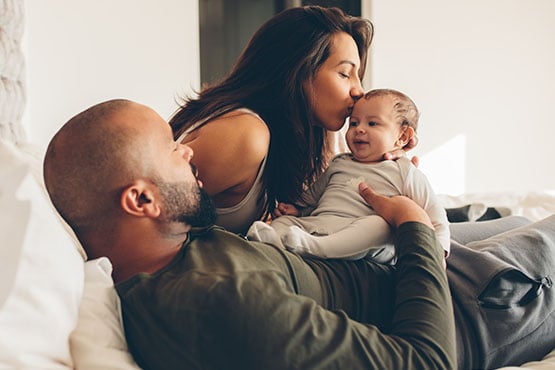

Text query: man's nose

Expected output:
[180,143,194,161]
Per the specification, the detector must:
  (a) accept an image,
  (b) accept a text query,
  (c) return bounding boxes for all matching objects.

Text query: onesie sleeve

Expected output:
[199,223,456,370]
[403,164,451,255]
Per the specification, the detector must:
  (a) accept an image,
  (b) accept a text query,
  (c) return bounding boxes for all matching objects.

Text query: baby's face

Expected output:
[346,95,404,162]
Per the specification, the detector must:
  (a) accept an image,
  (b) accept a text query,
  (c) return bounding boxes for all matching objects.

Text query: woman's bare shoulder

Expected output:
[197,110,269,160]
[180,109,270,198]
[220,109,270,138]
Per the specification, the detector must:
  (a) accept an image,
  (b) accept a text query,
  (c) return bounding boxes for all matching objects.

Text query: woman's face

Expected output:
[304,32,364,131]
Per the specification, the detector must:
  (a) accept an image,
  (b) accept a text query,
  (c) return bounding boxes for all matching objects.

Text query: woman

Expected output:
[170,6,412,234]
[165,7,555,368]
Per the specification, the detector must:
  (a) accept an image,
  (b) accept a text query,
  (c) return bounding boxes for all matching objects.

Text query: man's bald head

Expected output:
[43,99,153,233]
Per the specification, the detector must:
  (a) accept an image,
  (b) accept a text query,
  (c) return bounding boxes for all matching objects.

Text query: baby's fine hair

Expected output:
[363,89,419,132]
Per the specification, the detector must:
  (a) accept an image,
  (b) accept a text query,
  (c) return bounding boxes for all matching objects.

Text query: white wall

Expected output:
[364,0,555,195]
[23,0,199,152]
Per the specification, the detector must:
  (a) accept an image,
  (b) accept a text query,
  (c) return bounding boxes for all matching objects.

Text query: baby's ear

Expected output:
[396,126,415,147]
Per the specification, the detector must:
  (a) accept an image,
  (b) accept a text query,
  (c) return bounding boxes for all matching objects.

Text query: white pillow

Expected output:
[0,139,84,369]
[70,257,142,369]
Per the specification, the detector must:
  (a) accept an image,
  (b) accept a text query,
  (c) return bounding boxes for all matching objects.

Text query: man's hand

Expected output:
[358,182,432,229]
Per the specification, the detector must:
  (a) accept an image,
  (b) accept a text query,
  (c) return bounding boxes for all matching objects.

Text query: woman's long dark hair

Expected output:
[170,5,373,217]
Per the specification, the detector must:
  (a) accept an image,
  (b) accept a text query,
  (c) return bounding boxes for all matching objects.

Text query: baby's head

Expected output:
[346,88,418,162]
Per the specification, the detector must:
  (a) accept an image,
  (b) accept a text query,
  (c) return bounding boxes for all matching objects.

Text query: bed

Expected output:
[442,193,555,370]
[0,138,553,369]
[1,1,554,366]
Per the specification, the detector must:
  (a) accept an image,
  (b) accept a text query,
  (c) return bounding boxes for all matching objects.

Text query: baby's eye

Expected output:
[350,120,359,127]
[368,121,377,127]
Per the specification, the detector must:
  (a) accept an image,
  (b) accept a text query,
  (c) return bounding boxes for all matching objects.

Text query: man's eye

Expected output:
[339,72,349,78]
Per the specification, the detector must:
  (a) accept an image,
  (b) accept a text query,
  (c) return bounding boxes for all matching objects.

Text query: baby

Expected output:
[248,88,450,263]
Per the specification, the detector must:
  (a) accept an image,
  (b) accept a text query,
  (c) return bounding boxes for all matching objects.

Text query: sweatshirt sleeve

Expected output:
[201,222,456,370]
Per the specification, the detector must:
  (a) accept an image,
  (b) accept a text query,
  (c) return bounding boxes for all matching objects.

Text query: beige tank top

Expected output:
[176,108,268,235]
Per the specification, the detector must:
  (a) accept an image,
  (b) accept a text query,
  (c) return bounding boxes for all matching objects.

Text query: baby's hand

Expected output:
[274,202,300,217]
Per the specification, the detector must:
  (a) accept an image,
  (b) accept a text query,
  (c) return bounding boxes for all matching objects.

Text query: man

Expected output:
[43,99,455,369]
[44,100,555,370]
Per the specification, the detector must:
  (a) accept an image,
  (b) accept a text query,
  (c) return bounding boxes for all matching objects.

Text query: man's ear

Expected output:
[396,126,415,148]
[120,180,161,218]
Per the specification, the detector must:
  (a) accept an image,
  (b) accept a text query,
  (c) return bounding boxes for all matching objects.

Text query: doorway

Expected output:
[199,0,361,86]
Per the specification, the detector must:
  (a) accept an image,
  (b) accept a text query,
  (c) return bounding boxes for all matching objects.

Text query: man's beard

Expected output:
[156,179,217,229]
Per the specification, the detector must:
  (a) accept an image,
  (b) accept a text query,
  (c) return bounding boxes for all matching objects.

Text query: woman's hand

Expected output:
[358,182,432,228]
[383,135,419,166]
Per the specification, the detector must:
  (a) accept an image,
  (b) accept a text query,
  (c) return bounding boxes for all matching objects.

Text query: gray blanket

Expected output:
[447,215,555,369]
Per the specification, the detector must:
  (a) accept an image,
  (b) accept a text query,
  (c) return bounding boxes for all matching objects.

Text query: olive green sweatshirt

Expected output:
[117,222,456,370]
